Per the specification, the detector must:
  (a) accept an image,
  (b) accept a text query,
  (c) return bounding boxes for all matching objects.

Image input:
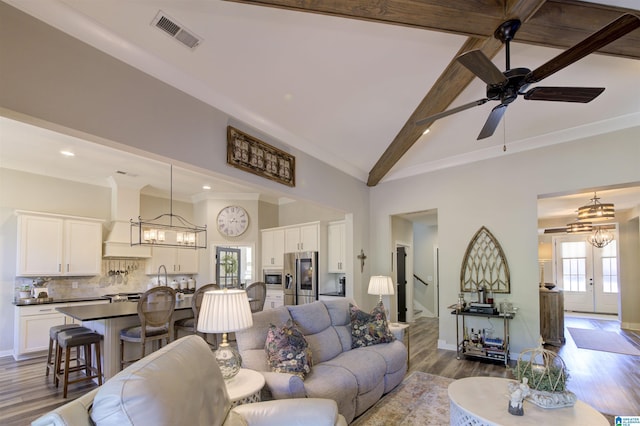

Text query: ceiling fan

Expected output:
[415,14,640,140]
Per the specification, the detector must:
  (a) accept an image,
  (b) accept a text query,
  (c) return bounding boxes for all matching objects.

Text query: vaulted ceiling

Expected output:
[226,0,639,185]
[2,0,639,202]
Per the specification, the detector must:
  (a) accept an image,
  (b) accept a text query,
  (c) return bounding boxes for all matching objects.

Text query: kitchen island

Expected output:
[57,299,193,380]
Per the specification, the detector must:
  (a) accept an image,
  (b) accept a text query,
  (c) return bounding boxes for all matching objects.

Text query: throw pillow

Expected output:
[350,301,396,348]
[265,319,313,379]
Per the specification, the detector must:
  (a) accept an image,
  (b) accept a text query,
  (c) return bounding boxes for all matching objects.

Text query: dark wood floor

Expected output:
[1,313,638,425]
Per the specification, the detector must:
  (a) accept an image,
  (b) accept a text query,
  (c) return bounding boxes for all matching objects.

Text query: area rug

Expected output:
[351,372,454,425]
[568,327,640,356]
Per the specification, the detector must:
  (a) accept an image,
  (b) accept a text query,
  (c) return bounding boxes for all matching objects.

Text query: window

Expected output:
[561,242,586,292]
[601,242,618,293]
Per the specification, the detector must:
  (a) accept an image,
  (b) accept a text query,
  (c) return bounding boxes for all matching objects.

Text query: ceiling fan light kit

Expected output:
[415,14,640,140]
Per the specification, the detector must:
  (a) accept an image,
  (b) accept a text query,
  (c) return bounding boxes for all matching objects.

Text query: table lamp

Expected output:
[197,289,253,379]
[368,275,395,320]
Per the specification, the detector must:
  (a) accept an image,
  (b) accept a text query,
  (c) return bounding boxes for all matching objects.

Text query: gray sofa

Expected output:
[32,335,347,426]
[235,298,408,423]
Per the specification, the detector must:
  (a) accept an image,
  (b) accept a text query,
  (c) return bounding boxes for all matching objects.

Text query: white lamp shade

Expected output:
[197,289,253,333]
[368,276,395,296]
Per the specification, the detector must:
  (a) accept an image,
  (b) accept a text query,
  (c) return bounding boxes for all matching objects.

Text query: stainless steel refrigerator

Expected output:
[283,251,318,305]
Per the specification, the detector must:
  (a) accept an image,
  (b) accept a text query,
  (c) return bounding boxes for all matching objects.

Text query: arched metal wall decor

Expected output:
[460,226,511,293]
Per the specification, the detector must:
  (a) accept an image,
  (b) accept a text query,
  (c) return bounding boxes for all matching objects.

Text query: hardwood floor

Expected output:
[1,314,638,425]
[406,313,640,422]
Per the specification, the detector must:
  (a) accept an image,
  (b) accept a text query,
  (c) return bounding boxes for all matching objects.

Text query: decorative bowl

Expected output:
[544,283,556,290]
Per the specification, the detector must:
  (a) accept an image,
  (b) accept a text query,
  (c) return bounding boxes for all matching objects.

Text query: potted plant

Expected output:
[18,284,31,299]
[510,342,577,409]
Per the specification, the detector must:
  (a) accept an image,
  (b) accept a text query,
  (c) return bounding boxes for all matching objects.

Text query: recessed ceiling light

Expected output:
[60,150,75,157]
[202,185,211,190]
[284,93,293,101]
[422,129,430,135]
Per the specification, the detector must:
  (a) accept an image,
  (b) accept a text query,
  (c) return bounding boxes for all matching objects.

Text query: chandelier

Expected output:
[587,226,614,248]
[131,164,207,249]
[565,221,592,233]
[577,192,615,221]
[561,192,616,248]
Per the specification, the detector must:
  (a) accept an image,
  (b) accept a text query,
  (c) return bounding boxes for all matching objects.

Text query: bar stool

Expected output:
[174,284,219,346]
[120,286,175,370]
[55,328,103,398]
[46,323,81,379]
[52,326,94,387]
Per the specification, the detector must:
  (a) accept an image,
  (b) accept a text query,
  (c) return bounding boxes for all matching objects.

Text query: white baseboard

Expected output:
[0,349,15,359]
[621,321,640,331]
[437,339,456,351]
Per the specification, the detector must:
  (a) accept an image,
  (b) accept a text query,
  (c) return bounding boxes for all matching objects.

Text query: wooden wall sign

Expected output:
[227,126,295,187]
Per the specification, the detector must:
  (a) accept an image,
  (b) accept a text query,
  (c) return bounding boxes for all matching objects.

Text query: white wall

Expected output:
[371,127,640,357]
[0,169,112,353]
[0,4,371,355]
[413,222,438,316]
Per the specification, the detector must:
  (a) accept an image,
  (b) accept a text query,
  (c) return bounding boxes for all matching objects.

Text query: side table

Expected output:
[225,368,265,407]
[389,322,410,367]
[448,376,608,426]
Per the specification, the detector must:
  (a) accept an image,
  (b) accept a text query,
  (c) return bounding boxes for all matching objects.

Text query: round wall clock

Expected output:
[217,205,249,237]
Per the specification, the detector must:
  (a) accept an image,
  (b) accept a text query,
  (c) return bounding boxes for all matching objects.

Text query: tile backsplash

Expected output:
[14,259,197,299]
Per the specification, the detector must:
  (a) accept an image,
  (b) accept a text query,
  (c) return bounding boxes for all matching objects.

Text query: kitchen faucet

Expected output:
[157,265,168,287]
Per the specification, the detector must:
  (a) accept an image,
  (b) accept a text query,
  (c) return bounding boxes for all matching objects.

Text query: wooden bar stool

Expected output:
[46,323,81,379]
[52,327,93,386]
[55,329,103,398]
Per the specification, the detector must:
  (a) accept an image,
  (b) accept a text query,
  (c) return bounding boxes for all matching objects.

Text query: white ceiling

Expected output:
[1,0,639,217]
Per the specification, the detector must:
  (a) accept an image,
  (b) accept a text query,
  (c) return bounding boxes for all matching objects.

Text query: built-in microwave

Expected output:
[263,269,283,288]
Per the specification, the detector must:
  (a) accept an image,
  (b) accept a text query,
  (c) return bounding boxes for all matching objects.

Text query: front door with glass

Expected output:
[554,235,619,314]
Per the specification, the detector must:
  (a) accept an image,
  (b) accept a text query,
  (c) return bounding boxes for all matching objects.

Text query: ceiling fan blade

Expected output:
[477,104,507,140]
[526,14,640,84]
[524,87,605,103]
[457,50,508,86]
[415,98,489,127]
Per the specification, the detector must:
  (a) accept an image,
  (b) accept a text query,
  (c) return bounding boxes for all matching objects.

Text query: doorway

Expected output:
[554,234,619,314]
[396,246,407,322]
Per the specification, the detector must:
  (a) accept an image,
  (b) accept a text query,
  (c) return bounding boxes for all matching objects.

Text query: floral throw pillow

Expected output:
[265,319,313,379]
[350,301,396,349]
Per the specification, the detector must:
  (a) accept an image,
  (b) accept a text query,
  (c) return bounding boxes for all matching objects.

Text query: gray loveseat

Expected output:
[32,335,346,426]
[236,298,408,423]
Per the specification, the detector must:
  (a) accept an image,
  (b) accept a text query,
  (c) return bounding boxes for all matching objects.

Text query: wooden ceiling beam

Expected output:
[365,36,504,186]
[226,0,505,38]
[366,0,549,186]
[225,0,639,59]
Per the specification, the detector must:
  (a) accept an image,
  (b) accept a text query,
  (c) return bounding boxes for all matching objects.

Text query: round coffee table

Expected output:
[448,377,608,426]
[225,368,265,407]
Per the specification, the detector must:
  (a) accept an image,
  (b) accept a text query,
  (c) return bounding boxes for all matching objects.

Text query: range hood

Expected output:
[103,177,151,258]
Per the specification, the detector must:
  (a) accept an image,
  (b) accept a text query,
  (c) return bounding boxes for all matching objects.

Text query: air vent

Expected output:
[151,11,202,50]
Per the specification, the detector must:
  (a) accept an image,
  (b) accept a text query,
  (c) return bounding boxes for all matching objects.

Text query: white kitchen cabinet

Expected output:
[284,222,319,253]
[13,299,109,360]
[327,221,346,273]
[265,289,284,309]
[261,228,285,268]
[16,212,103,277]
[64,219,103,275]
[146,247,199,276]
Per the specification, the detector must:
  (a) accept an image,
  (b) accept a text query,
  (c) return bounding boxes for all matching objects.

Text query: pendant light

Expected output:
[587,226,614,248]
[131,164,207,249]
[577,192,615,221]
